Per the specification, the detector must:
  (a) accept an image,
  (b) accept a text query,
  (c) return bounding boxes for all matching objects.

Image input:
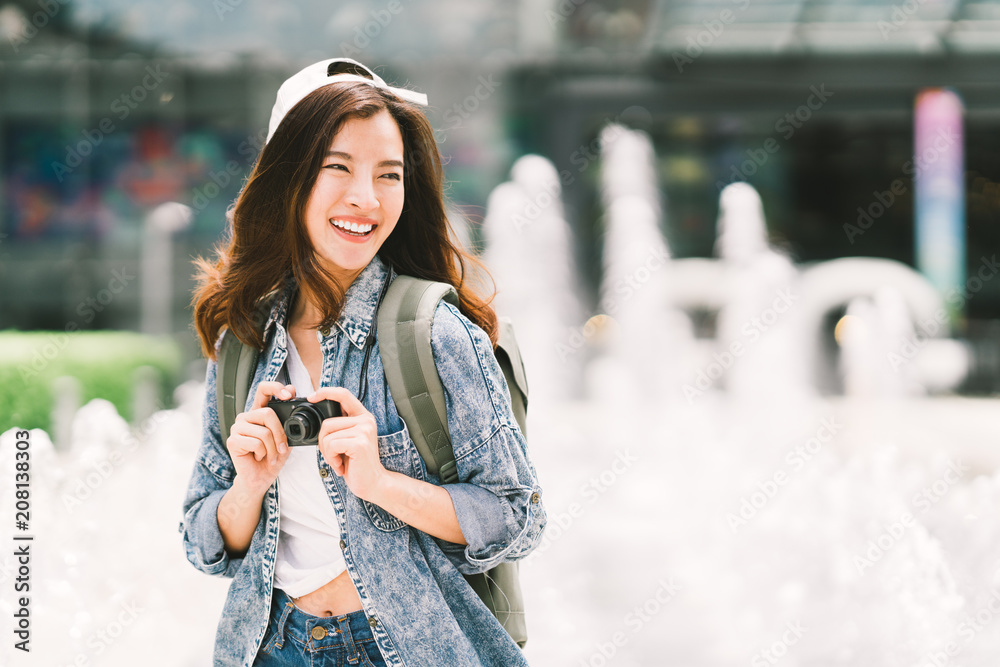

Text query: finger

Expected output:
[244,407,289,454]
[250,422,280,462]
[319,430,344,457]
[319,432,346,474]
[324,447,345,476]
[317,414,370,440]
[308,386,366,417]
[321,431,371,460]
[252,381,295,410]
[227,434,267,461]
[235,418,282,461]
[276,442,293,465]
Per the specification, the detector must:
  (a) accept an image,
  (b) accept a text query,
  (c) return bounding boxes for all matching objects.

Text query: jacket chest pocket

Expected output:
[362,424,421,532]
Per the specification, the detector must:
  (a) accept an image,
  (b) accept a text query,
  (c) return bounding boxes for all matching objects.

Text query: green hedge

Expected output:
[0,331,184,435]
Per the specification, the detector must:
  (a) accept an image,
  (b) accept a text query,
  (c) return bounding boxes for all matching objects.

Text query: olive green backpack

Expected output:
[217,275,531,647]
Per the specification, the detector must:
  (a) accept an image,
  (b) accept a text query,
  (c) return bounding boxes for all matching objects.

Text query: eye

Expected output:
[381,173,402,181]
[323,163,349,172]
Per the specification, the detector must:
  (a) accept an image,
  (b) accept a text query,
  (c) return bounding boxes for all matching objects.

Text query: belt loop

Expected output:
[336,614,361,663]
[272,591,295,651]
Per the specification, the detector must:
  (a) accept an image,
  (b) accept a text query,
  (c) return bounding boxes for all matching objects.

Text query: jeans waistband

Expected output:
[268,587,377,657]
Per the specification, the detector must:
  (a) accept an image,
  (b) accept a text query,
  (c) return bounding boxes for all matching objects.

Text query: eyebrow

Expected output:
[325,150,404,169]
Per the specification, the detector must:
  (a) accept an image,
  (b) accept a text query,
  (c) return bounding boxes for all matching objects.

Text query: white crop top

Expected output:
[271,331,347,597]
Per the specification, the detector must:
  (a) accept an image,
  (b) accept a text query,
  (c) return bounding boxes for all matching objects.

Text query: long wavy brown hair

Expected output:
[191,80,498,360]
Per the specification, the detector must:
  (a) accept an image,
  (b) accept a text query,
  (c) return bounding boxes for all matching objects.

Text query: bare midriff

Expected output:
[291,570,364,616]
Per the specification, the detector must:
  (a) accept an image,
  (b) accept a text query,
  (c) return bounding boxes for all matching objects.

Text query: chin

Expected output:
[319,248,377,278]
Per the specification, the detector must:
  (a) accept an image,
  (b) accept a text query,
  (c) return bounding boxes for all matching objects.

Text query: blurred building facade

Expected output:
[1,0,999,389]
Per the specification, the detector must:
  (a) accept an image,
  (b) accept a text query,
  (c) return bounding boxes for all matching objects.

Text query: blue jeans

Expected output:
[253,588,387,666]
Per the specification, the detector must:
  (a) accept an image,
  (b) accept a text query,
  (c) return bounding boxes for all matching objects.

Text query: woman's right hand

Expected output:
[226,381,296,494]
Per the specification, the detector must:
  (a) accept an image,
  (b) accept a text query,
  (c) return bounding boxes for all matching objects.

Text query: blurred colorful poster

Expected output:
[2,122,259,241]
[914,88,965,321]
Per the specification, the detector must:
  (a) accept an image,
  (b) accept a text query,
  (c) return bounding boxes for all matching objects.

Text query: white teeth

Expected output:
[331,219,373,235]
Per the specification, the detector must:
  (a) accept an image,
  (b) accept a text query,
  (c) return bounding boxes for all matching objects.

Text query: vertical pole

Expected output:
[141,223,168,335]
[141,202,192,336]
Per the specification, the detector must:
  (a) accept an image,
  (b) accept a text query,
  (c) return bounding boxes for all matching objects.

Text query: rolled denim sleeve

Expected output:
[430,301,547,575]
[179,351,248,579]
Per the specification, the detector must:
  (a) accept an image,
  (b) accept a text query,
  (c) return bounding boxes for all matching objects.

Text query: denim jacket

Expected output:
[179,254,547,667]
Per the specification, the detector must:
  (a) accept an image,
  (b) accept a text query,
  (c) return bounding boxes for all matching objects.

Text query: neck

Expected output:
[288,283,324,332]
[288,255,379,330]
[288,267,363,332]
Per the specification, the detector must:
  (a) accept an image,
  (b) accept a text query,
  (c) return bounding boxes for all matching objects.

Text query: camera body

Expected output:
[267,398,342,446]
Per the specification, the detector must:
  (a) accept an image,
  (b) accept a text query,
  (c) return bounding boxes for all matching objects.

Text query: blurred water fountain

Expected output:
[483,155,587,405]
[445,201,473,257]
[2,339,998,667]
[50,375,81,452]
[599,123,662,212]
[68,398,131,470]
[525,137,990,665]
[0,385,224,667]
[712,183,809,404]
[597,124,695,405]
[510,154,567,223]
[838,295,885,397]
[796,257,967,395]
[3,134,999,666]
[839,288,923,398]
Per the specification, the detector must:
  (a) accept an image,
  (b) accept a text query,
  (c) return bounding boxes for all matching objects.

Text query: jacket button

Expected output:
[320,468,329,478]
[320,326,331,337]
[369,617,378,628]
[530,492,540,504]
[340,539,347,550]
[311,626,327,640]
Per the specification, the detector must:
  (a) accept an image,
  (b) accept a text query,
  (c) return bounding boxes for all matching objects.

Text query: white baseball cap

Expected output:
[265,58,428,144]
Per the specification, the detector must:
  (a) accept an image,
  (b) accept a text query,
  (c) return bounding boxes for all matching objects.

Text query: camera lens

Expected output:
[284,405,321,445]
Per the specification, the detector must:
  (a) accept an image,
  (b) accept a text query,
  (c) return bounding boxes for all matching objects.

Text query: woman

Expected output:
[180,58,547,667]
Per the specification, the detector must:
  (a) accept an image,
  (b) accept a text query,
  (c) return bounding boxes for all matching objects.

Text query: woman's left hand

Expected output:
[311,386,386,502]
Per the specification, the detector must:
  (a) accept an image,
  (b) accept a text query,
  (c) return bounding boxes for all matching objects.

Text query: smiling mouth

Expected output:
[330,218,376,238]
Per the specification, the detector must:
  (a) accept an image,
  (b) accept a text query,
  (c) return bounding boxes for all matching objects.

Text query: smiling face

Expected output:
[302,108,405,287]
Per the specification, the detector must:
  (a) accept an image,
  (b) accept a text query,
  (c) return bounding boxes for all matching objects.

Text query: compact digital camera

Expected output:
[267,398,342,446]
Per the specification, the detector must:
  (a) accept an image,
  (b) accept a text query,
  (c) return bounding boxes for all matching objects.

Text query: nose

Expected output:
[343,173,379,212]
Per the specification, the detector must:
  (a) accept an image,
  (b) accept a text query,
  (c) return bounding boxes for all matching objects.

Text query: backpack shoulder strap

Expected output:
[495,316,529,437]
[377,275,461,484]
[216,296,275,445]
[216,328,261,446]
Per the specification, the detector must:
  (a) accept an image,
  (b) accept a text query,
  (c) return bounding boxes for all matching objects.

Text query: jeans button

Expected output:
[311,626,327,640]
[320,468,329,478]
[530,492,540,504]
[340,539,347,550]
[369,616,378,628]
